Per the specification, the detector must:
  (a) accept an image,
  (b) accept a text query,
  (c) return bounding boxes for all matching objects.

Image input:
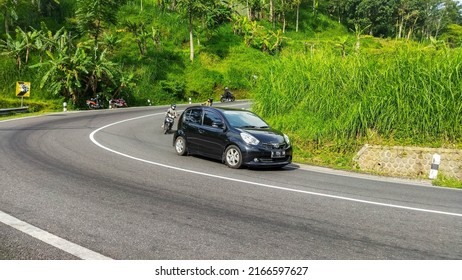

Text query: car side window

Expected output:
[184,108,202,124]
[203,110,222,127]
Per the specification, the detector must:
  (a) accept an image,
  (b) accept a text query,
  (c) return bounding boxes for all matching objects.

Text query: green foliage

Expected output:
[253,44,462,163]
[433,173,462,189]
[75,0,124,46]
[441,24,462,48]
[159,79,186,100]
[184,60,221,99]
[0,96,62,113]
[232,15,285,54]
[324,0,462,40]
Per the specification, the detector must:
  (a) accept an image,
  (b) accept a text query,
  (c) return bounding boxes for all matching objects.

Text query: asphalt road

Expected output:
[1,101,461,260]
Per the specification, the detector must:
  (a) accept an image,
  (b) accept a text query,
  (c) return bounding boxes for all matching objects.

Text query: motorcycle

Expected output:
[220,93,235,103]
[163,113,176,134]
[109,98,128,108]
[86,97,103,109]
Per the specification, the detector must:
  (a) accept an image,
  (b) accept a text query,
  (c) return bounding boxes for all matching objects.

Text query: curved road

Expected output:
[1,101,461,259]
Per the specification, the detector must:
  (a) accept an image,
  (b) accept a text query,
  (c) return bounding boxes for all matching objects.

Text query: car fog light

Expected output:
[254,158,259,162]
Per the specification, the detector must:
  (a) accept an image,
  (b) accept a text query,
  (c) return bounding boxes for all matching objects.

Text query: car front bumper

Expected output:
[240,145,293,167]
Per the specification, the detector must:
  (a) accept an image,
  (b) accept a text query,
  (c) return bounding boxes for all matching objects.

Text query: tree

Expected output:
[176,0,213,61]
[325,0,462,40]
[75,0,124,48]
[16,26,42,64]
[30,0,60,16]
[33,46,91,103]
[326,0,346,23]
[396,0,419,39]
[0,32,25,69]
[237,0,263,21]
[30,25,125,106]
[1,0,19,35]
[422,0,462,39]
[125,21,149,56]
[293,0,301,32]
[85,48,118,97]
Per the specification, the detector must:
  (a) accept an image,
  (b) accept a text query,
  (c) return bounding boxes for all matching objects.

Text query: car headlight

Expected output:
[284,134,291,146]
[241,132,260,146]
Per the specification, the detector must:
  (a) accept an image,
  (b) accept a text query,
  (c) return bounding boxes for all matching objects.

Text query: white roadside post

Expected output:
[189,97,192,104]
[429,153,441,179]
[63,102,67,112]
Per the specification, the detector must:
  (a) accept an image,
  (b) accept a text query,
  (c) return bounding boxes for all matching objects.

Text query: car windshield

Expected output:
[222,110,269,129]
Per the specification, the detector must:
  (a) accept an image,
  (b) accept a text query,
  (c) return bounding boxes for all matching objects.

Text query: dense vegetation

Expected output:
[254,44,462,167]
[1,0,461,184]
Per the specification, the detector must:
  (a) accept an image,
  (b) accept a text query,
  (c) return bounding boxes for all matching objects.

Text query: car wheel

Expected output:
[224,145,242,169]
[175,136,188,156]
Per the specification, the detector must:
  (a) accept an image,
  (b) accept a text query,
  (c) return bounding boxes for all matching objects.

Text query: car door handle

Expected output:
[198,129,205,134]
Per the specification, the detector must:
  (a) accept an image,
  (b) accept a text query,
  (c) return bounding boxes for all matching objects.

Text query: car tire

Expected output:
[174,136,188,156]
[224,145,243,169]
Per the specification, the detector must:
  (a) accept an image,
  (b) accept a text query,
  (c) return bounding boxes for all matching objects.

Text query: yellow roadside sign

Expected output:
[16,81,31,97]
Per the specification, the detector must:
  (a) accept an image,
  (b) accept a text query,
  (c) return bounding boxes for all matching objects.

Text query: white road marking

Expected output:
[90,114,462,218]
[0,210,112,260]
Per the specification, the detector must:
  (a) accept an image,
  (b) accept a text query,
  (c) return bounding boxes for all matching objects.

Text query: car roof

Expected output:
[185,106,250,113]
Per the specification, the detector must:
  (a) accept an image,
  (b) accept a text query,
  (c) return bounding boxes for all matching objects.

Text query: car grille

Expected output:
[259,157,290,163]
[261,142,287,150]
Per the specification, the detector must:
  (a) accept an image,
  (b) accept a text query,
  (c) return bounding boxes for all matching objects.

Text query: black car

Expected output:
[173,106,292,169]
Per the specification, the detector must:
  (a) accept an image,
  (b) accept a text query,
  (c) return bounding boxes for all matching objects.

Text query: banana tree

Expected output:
[0,33,25,69]
[32,47,91,103]
[32,44,121,106]
[16,26,42,64]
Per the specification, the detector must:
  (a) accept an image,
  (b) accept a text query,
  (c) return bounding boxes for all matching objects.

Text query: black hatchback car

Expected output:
[173,106,292,169]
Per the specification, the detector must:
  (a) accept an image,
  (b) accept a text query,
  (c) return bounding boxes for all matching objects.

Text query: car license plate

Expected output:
[271,150,285,158]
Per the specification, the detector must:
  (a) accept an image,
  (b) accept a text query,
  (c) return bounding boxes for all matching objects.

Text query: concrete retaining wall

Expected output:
[353,145,462,180]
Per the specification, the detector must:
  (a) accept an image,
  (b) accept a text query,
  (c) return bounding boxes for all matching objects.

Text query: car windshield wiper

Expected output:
[239,125,258,129]
[240,125,270,129]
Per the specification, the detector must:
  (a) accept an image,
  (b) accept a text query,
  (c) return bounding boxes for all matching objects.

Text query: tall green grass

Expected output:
[253,45,462,162]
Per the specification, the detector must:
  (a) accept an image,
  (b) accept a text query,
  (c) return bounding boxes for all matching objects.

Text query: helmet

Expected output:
[225,87,228,90]
[171,104,176,109]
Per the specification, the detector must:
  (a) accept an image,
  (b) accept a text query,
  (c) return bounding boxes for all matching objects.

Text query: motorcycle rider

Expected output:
[202,98,213,106]
[161,104,177,128]
[223,87,233,100]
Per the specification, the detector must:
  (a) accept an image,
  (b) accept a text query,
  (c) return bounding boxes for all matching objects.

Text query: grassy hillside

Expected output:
[254,44,462,165]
